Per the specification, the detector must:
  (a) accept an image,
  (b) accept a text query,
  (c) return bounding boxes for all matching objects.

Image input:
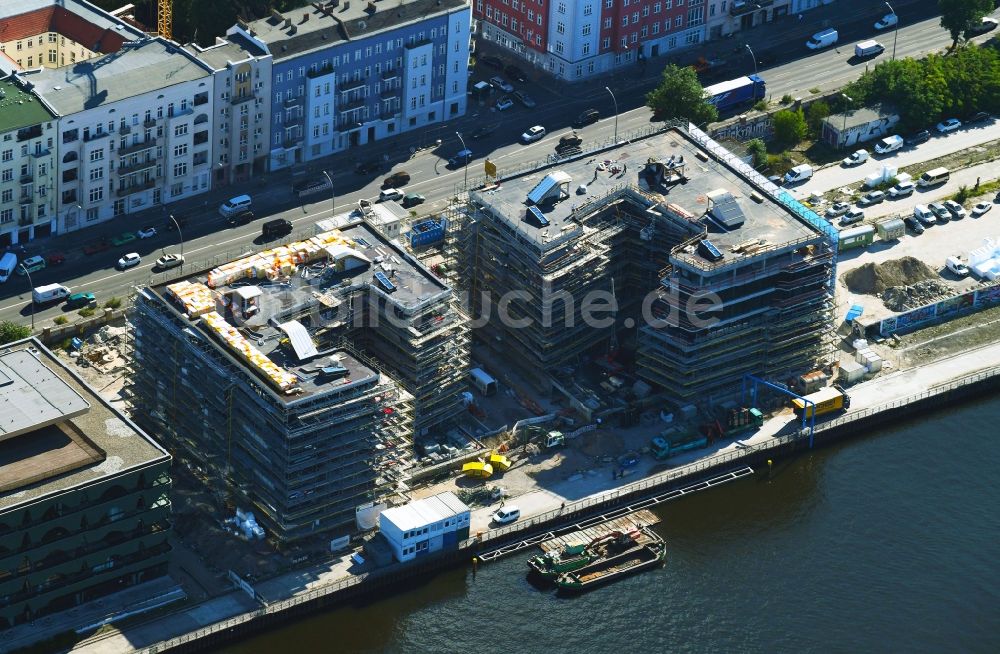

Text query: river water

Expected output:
[225,397,1000,653]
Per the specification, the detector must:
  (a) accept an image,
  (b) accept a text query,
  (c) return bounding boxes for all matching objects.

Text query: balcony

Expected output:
[307,64,334,79]
[20,193,34,204]
[118,137,158,156]
[381,69,399,81]
[19,217,34,227]
[231,93,254,106]
[283,96,301,109]
[338,98,366,113]
[731,0,773,16]
[117,179,156,197]
[20,173,33,183]
[119,124,132,135]
[17,125,44,142]
[84,130,109,143]
[340,77,367,92]
[30,147,51,158]
[118,159,156,175]
[380,88,399,100]
[144,117,158,128]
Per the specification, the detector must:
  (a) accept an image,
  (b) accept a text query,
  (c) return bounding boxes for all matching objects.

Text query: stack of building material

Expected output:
[838,358,866,384]
[166,280,217,317]
[205,231,356,287]
[855,347,883,373]
[968,238,1000,280]
[202,311,299,391]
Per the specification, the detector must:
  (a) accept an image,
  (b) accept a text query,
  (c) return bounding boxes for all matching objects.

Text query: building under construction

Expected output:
[460,123,838,406]
[127,216,468,541]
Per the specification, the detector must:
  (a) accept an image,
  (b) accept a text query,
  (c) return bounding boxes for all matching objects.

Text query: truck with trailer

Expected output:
[791,386,851,419]
[703,75,766,112]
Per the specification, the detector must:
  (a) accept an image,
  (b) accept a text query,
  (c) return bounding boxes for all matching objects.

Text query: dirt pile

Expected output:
[881,280,952,311]
[576,430,624,458]
[843,257,938,295]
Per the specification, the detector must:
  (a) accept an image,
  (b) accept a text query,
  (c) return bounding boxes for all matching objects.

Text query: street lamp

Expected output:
[455,131,469,192]
[841,94,854,149]
[745,44,759,79]
[19,263,34,331]
[605,86,619,143]
[885,1,898,61]
[167,213,185,257]
[321,170,336,218]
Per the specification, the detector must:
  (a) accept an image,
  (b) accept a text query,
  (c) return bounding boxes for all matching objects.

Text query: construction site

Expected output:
[126,215,470,542]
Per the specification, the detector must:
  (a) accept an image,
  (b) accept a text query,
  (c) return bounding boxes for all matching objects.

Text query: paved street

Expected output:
[3,1,998,329]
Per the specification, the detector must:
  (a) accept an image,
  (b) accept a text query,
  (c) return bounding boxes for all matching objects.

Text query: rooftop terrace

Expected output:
[0,339,169,511]
[0,77,55,133]
[472,126,824,268]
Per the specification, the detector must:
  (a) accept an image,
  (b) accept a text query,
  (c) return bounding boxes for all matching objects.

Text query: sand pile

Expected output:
[842,257,937,295]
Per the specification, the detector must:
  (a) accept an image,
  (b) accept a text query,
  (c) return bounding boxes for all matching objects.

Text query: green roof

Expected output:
[0,78,56,134]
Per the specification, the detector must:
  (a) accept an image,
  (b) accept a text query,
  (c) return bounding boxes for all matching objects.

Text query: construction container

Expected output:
[876,217,905,241]
[796,370,829,394]
[838,358,866,383]
[839,225,875,250]
[408,217,448,247]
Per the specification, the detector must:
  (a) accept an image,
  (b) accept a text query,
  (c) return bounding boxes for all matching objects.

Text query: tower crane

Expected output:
[158,0,172,40]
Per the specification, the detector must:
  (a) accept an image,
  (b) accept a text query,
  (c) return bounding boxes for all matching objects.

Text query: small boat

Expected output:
[527,530,638,580]
[554,529,666,594]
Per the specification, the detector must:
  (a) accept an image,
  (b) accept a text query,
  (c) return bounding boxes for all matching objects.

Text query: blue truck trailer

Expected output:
[704,75,766,112]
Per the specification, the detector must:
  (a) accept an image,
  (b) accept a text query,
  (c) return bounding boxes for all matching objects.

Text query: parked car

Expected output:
[46,252,66,266]
[82,240,111,255]
[842,149,868,166]
[226,209,256,226]
[479,55,504,70]
[906,129,931,146]
[489,76,514,92]
[65,292,97,309]
[888,180,915,198]
[117,252,141,270]
[969,111,992,123]
[904,216,926,234]
[219,194,252,217]
[520,125,546,143]
[928,202,951,222]
[494,96,514,111]
[874,13,898,30]
[111,231,137,246]
[858,190,886,206]
[575,108,600,127]
[402,193,425,208]
[946,256,970,277]
[154,253,185,270]
[383,171,411,188]
[913,204,937,226]
[447,149,473,167]
[825,202,851,218]
[379,188,404,202]
[936,118,962,133]
[354,160,381,175]
[840,209,865,226]
[136,226,157,239]
[470,125,497,140]
[491,505,521,525]
[293,176,332,197]
[966,16,999,36]
[504,64,527,82]
[513,90,536,108]
[972,201,993,217]
[943,199,967,219]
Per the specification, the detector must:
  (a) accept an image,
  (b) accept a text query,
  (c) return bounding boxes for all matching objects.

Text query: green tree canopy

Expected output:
[745,138,768,169]
[646,64,719,126]
[805,100,831,138]
[939,0,993,48]
[772,108,807,147]
[0,320,31,345]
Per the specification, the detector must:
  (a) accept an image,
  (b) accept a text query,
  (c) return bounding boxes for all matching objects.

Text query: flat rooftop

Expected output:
[245,0,466,61]
[0,348,90,441]
[472,126,823,265]
[0,339,169,512]
[0,77,55,136]
[149,220,447,401]
[184,35,267,70]
[25,36,211,114]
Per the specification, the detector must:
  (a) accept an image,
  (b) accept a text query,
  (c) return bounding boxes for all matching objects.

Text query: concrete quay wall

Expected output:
[143,364,1000,653]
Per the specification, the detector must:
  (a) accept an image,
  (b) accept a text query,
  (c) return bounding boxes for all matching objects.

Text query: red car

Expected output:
[46,252,66,265]
[82,240,110,255]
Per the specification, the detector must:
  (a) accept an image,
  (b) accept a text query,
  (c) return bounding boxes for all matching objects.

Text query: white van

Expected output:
[918,167,950,187]
[874,134,904,154]
[219,194,252,217]
[854,40,885,58]
[0,252,16,283]
[806,28,839,50]
[946,256,969,277]
[784,164,814,185]
[491,506,521,525]
[32,283,71,304]
[17,255,46,275]
[469,367,498,396]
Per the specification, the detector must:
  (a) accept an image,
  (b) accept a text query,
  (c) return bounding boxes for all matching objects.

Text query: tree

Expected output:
[939,0,993,49]
[0,320,31,345]
[772,108,808,146]
[805,100,831,138]
[745,138,768,169]
[646,64,719,126]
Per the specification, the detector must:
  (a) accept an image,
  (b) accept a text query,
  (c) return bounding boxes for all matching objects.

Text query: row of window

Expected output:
[401,513,469,540]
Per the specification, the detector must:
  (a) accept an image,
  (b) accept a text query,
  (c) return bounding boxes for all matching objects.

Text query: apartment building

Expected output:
[0,76,56,246]
[22,37,215,232]
[230,0,471,170]
[705,1,831,39]
[0,338,172,628]
[476,0,704,81]
[185,35,274,187]
[461,123,837,403]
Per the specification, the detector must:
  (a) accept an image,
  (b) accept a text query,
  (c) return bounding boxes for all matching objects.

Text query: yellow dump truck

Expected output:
[792,385,850,419]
